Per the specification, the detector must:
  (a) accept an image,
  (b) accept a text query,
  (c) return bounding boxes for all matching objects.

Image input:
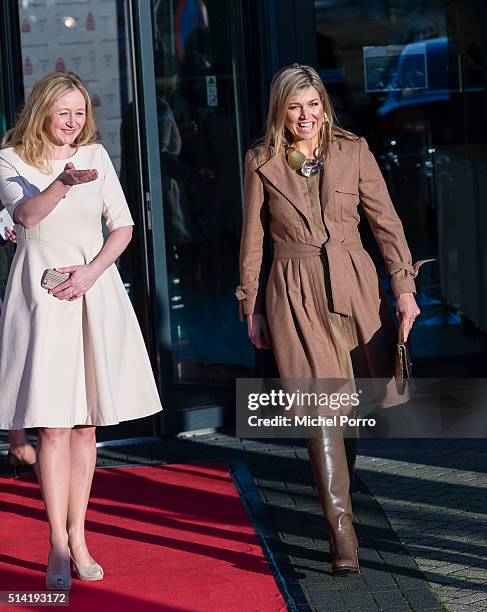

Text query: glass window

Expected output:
[18,1,133,172]
[149,0,253,413]
[315,0,487,368]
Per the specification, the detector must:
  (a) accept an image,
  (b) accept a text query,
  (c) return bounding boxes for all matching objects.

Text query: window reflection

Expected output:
[151,0,252,407]
[315,0,487,365]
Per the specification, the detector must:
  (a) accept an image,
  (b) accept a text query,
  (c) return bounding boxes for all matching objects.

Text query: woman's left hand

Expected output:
[396,292,420,340]
[49,264,101,301]
[5,226,16,243]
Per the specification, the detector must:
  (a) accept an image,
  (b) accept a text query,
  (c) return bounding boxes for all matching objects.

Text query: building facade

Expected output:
[1,0,486,439]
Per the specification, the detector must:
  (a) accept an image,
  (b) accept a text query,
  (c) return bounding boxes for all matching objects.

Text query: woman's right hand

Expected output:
[57,162,98,186]
[247,314,272,350]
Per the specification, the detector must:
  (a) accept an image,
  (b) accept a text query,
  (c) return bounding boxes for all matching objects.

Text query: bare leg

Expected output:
[67,425,99,568]
[37,428,71,574]
[8,429,36,465]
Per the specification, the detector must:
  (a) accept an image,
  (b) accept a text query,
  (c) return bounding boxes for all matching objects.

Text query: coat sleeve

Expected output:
[235,149,268,321]
[358,136,432,296]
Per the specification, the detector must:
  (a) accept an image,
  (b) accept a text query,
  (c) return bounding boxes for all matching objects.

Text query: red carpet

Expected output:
[0,462,287,611]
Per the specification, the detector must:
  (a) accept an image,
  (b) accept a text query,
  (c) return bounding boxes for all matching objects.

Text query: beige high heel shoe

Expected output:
[69,553,104,581]
[46,552,72,591]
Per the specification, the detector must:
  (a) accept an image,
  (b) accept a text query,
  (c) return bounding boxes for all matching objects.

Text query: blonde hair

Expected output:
[2,71,98,173]
[256,63,357,161]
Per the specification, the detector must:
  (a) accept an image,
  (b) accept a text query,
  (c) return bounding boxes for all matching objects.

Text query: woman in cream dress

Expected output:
[0,72,162,590]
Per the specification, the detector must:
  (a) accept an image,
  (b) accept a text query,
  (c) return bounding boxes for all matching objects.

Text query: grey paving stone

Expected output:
[395,573,439,591]
[402,588,444,609]
[340,590,380,609]
[454,591,487,605]
[332,576,372,592]
[303,588,346,610]
[370,589,412,610]
[262,491,298,506]
[362,571,400,589]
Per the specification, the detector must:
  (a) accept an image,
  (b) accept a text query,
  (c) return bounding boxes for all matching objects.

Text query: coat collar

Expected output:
[257,139,355,223]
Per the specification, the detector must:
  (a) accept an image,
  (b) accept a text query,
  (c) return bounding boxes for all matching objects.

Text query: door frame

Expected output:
[0,1,24,128]
[129,1,175,433]
[131,1,261,434]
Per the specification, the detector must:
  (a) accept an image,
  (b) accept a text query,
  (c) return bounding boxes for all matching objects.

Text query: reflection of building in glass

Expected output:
[17,1,133,171]
[377,38,449,117]
[364,43,428,93]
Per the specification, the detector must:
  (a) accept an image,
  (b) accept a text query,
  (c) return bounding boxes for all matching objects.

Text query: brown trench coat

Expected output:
[236,134,429,384]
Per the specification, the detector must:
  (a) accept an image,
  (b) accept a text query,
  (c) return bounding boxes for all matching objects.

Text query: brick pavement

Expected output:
[357,439,487,612]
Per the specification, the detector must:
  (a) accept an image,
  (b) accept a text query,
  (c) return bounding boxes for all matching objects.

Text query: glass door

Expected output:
[314,0,487,373]
[142,0,253,432]
[14,0,160,437]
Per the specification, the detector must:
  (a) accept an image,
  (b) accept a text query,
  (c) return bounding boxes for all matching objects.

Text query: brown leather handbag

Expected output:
[395,323,412,395]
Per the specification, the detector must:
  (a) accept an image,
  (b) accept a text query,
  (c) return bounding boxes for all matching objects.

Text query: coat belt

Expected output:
[273,237,364,316]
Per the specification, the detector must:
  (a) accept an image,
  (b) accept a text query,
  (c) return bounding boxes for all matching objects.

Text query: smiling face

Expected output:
[284,85,324,145]
[45,88,86,146]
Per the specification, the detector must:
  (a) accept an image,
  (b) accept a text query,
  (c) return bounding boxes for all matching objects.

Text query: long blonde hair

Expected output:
[256,63,356,161]
[2,71,98,173]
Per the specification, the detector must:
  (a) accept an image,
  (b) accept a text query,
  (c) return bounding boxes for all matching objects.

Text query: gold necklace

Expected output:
[286,145,324,177]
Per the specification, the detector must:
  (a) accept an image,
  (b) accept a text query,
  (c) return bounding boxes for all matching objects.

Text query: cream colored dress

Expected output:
[0,143,163,428]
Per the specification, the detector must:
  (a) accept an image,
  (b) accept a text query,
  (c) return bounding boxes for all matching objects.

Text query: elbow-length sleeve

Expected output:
[101,146,135,231]
[358,136,433,296]
[235,149,268,321]
[0,154,30,219]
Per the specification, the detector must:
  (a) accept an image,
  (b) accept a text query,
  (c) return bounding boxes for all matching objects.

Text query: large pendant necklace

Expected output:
[286,145,324,177]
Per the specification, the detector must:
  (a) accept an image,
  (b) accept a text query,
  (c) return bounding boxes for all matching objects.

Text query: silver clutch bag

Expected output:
[41,268,70,290]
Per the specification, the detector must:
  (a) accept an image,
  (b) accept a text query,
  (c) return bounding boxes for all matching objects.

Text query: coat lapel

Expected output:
[258,139,356,225]
[258,147,310,220]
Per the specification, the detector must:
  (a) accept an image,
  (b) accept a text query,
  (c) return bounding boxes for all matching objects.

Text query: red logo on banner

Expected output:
[24,57,33,75]
[92,95,101,107]
[87,12,95,30]
[55,57,66,71]
[21,19,31,33]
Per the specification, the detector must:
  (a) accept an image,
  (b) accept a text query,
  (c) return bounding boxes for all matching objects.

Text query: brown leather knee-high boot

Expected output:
[344,435,358,493]
[305,429,360,575]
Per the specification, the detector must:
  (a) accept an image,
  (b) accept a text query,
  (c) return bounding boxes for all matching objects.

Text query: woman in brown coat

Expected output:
[236,64,429,575]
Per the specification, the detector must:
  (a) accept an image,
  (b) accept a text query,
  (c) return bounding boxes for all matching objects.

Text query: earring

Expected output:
[318,120,326,149]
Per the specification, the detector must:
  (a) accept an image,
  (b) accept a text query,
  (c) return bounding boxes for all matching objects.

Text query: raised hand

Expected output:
[57,162,98,186]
